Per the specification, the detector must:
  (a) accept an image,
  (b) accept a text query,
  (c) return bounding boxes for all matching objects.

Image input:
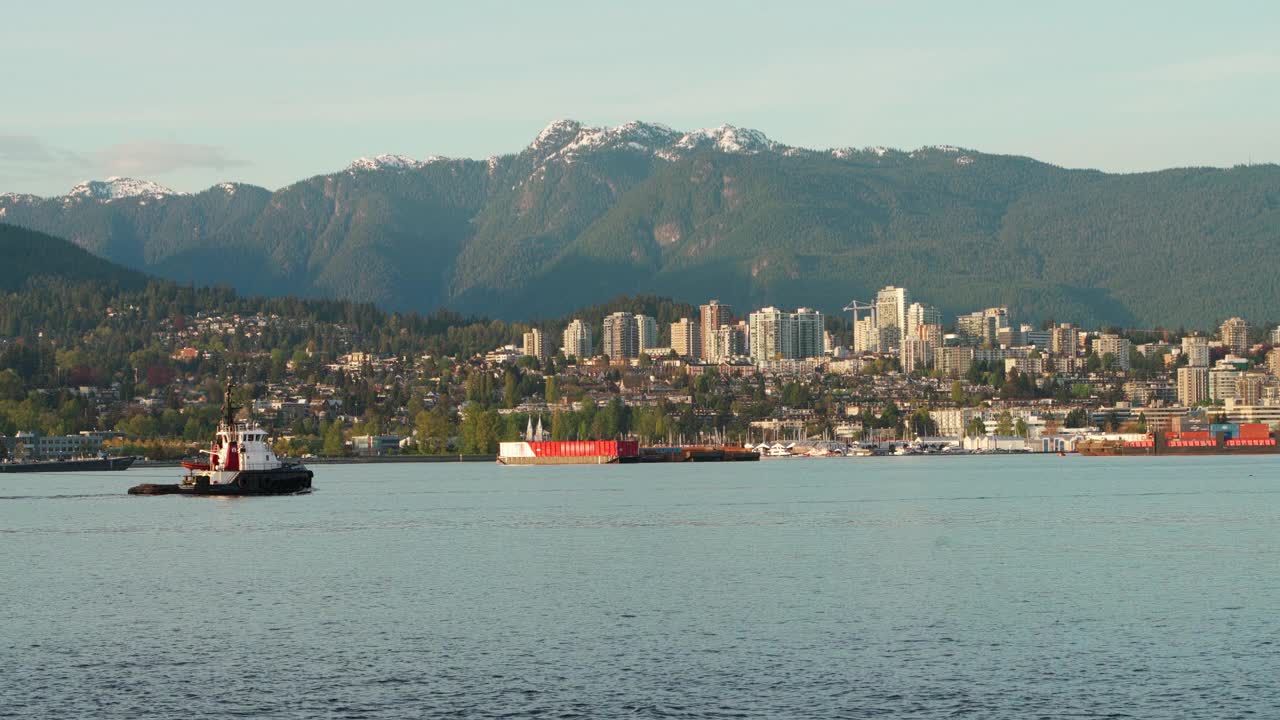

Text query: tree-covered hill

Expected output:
[2,120,1278,328]
[0,223,150,292]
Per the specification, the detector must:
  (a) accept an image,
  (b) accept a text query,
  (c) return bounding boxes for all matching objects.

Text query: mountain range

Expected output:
[3,119,1279,329]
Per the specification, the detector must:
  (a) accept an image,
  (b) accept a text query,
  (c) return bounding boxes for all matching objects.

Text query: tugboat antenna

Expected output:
[222,368,238,427]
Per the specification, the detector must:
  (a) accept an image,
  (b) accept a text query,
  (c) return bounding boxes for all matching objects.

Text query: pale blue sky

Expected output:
[2,0,1277,195]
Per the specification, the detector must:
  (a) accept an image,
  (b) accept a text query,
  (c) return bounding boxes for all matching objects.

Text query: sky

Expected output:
[2,0,1278,195]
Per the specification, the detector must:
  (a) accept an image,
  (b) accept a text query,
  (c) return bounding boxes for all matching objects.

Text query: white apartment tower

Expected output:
[562,319,592,360]
[636,314,658,351]
[699,300,733,362]
[748,307,794,363]
[670,318,701,359]
[875,286,909,352]
[1182,335,1210,367]
[602,312,640,360]
[522,328,548,361]
[1220,317,1249,356]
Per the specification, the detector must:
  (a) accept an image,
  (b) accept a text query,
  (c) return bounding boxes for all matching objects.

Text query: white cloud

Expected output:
[94,141,247,177]
[0,137,247,194]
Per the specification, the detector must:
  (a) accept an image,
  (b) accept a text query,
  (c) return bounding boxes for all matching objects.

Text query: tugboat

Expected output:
[129,378,312,496]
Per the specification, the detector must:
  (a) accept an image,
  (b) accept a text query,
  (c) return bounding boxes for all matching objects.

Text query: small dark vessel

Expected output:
[130,378,312,496]
[0,455,136,474]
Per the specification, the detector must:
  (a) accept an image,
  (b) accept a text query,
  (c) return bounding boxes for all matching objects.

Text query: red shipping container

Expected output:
[1181,431,1211,439]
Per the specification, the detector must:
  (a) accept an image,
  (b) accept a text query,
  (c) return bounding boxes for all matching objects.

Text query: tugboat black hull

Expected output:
[185,468,314,495]
[129,467,313,496]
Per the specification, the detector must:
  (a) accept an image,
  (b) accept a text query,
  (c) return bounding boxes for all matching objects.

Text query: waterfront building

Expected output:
[1,431,102,461]
[929,408,981,437]
[670,318,701,359]
[562,319,592,360]
[1220,317,1249,356]
[1177,366,1209,405]
[1220,399,1280,428]
[1181,335,1210,367]
[699,300,733,362]
[1094,334,1132,371]
[602,312,640,360]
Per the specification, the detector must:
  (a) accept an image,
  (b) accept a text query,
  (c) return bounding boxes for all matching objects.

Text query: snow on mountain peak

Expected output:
[532,120,683,162]
[530,119,585,151]
[348,154,426,172]
[670,124,779,155]
[67,177,183,200]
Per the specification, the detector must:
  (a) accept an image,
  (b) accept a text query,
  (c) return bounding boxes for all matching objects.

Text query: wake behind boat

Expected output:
[129,378,312,496]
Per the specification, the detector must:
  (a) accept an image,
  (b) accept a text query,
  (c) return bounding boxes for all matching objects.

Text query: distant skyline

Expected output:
[3,0,1279,195]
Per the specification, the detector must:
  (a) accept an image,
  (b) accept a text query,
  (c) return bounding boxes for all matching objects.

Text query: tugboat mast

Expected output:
[222,378,236,427]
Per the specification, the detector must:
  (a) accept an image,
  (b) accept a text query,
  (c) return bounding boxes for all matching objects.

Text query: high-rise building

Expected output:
[1237,373,1267,405]
[1209,364,1245,402]
[919,323,944,349]
[900,338,932,372]
[875,286,909,352]
[601,312,640,360]
[670,318,701,359]
[748,307,795,363]
[794,308,824,359]
[699,300,733,362]
[957,307,1010,346]
[712,323,749,361]
[746,307,824,363]
[1270,326,1280,346]
[522,328,548,361]
[636,314,658,351]
[1050,323,1078,357]
[905,302,941,341]
[1182,335,1210,367]
[996,325,1027,348]
[935,346,976,378]
[1267,347,1280,376]
[853,316,880,353]
[1220,317,1249,356]
[1177,366,1209,406]
[562,319,592,360]
[1094,334,1132,371]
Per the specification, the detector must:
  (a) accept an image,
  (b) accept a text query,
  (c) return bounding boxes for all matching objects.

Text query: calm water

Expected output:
[2,456,1278,719]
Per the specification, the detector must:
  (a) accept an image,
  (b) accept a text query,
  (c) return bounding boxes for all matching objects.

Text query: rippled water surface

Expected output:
[3,455,1278,718]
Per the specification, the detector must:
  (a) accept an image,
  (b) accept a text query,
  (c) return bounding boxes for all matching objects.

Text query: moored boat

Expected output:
[0,455,136,473]
[1078,423,1280,456]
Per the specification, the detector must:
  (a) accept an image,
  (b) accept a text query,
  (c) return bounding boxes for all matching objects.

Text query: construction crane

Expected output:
[843,299,875,324]
[843,299,876,353]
